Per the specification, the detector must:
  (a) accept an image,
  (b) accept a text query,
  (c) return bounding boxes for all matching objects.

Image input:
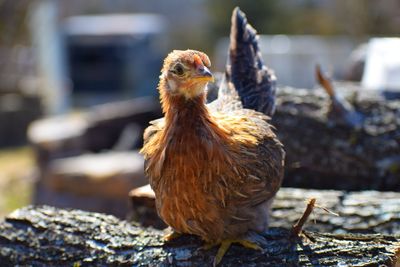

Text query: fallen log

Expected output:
[129,185,400,234]
[28,97,161,169]
[273,83,400,191]
[33,151,147,217]
[0,206,398,266]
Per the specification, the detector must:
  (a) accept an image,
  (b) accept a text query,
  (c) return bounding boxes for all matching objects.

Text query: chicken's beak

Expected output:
[194,65,214,82]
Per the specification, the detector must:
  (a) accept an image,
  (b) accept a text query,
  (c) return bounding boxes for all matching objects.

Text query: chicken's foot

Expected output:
[203,239,262,266]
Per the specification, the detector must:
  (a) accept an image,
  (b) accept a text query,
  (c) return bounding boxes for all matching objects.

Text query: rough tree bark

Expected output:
[0,206,399,266]
[272,84,400,191]
[272,188,400,234]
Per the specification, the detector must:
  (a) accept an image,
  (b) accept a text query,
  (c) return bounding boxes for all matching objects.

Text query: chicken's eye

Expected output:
[171,64,184,76]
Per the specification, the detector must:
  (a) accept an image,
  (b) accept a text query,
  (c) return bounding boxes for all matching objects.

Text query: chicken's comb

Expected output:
[193,54,203,67]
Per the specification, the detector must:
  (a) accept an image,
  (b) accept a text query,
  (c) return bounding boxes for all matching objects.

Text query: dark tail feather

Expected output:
[225,7,277,117]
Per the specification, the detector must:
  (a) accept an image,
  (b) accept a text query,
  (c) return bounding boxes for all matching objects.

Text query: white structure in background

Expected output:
[215,35,358,88]
[64,14,166,36]
[30,0,70,115]
[362,38,400,92]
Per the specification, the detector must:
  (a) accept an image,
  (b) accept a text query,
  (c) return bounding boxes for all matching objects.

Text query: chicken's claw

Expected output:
[163,231,181,242]
[206,238,262,266]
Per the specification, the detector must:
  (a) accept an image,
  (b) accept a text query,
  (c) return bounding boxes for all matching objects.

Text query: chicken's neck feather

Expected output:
[158,79,233,158]
[159,79,211,127]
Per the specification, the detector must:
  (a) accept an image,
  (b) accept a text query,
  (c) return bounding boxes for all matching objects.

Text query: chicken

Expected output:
[315,65,364,128]
[140,7,284,265]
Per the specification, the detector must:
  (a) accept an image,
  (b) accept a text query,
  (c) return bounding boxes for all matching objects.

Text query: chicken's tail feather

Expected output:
[222,7,277,117]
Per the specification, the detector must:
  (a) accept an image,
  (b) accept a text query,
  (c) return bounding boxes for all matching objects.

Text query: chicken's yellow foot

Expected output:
[163,231,181,242]
[209,239,262,266]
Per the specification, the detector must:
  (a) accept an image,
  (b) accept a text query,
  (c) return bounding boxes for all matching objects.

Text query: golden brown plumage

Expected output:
[141,49,284,243]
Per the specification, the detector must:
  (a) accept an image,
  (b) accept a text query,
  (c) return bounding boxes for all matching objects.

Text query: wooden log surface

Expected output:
[130,185,400,235]
[0,205,399,266]
[273,188,400,234]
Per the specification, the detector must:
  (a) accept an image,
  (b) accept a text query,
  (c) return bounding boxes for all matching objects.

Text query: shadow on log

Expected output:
[0,206,399,266]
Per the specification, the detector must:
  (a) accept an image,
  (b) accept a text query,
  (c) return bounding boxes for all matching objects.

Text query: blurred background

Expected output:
[0,0,399,218]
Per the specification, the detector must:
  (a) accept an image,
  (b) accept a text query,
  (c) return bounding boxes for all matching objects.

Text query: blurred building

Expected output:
[31,1,170,112]
[64,14,167,107]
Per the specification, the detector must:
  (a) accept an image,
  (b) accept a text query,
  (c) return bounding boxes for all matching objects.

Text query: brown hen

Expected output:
[140,7,284,265]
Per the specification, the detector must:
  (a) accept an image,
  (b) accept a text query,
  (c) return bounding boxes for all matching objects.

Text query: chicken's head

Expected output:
[160,49,214,99]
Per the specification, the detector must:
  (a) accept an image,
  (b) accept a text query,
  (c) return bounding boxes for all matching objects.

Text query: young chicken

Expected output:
[141,7,284,266]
